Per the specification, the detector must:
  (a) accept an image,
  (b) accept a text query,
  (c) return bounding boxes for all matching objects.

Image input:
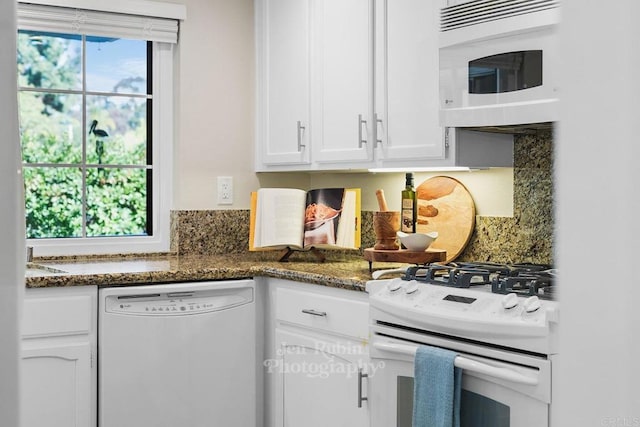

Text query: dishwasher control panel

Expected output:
[104,288,254,316]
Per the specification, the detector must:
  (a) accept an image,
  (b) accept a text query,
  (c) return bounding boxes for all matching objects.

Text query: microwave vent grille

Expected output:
[440,0,559,31]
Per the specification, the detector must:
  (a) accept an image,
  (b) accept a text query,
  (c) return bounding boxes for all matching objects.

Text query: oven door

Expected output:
[369,333,551,427]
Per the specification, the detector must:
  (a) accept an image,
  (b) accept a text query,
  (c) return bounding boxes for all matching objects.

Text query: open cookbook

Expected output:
[249,188,361,251]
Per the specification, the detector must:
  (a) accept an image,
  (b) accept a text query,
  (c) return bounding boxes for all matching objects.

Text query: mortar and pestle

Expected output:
[373,189,400,250]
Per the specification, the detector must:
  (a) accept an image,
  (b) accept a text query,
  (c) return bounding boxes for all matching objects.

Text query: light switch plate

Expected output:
[217,176,233,205]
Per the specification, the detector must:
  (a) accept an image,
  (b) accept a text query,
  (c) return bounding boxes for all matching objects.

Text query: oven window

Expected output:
[396,377,510,426]
[469,50,542,94]
[397,376,414,427]
[461,390,510,427]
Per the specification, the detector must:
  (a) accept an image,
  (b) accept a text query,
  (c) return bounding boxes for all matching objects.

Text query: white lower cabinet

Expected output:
[276,328,369,427]
[264,278,370,427]
[20,279,369,427]
[21,286,97,427]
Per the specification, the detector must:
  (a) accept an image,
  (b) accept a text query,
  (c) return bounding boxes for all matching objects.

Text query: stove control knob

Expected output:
[501,293,519,310]
[523,296,541,313]
[387,280,403,293]
[405,282,420,295]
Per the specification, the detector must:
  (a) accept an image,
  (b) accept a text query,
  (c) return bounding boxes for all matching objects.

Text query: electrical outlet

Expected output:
[217,176,233,205]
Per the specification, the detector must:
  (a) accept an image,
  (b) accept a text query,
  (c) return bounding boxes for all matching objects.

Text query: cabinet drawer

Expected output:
[275,288,368,339]
[23,289,94,338]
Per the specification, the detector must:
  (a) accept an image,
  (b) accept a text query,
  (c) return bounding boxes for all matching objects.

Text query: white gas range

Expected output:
[366,262,559,427]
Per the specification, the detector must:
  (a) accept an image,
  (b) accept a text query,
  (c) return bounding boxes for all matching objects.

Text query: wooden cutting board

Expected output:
[416,176,475,262]
[363,248,447,265]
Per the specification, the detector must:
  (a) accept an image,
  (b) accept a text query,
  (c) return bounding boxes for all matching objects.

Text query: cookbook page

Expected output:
[251,188,307,249]
[335,188,360,249]
[303,188,360,249]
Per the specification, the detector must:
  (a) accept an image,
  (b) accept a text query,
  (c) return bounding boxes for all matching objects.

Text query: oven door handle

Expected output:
[373,342,539,386]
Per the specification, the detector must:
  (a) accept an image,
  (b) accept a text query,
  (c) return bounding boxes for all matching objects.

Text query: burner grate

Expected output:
[404,264,492,288]
[492,274,555,300]
[402,261,556,299]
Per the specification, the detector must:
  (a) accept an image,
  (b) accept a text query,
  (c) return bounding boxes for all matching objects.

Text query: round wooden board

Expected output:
[416,176,475,262]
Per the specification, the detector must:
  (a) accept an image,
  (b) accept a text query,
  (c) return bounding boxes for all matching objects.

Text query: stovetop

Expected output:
[366,262,560,354]
[403,261,556,300]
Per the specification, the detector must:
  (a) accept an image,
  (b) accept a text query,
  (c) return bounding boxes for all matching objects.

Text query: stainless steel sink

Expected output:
[25,263,67,277]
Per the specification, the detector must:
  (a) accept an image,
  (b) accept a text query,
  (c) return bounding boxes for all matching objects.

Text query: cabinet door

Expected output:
[312,0,374,164]
[21,342,93,427]
[275,328,369,427]
[21,286,97,427]
[257,0,311,167]
[374,0,444,161]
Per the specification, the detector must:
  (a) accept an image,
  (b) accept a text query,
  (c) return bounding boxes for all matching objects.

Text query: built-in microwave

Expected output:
[439,0,560,128]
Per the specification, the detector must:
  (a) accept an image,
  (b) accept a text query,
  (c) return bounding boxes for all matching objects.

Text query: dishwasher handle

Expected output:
[373,341,539,386]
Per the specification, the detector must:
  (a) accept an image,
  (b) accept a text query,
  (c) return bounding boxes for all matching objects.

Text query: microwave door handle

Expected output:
[372,341,539,386]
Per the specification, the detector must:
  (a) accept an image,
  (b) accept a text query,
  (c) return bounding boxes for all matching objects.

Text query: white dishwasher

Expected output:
[98,280,256,427]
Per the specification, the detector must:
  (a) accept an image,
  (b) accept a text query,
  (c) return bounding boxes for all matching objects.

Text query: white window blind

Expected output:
[17,2,180,43]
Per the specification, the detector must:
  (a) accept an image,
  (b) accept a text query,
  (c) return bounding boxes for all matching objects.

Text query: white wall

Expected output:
[0,1,24,425]
[171,0,514,217]
[555,1,640,424]
[174,0,257,209]
[173,0,305,210]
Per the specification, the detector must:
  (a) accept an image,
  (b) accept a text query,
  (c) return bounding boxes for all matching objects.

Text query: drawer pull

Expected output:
[301,309,327,317]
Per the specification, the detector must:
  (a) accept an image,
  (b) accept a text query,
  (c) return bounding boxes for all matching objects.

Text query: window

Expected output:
[18,32,152,239]
[16,2,183,256]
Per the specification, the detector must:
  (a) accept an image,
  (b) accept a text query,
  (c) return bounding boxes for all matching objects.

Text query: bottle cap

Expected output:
[405,172,414,185]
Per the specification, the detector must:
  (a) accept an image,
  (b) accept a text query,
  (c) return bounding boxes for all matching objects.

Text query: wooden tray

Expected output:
[363,247,446,267]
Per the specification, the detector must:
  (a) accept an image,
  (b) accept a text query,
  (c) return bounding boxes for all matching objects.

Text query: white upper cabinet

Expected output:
[256,0,311,167]
[374,0,444,163]
[311,0,373,164]
[255,0,442,171]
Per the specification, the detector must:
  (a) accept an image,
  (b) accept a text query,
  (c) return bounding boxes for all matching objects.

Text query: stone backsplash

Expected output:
[171,129,554,264]
[458,129,554,264]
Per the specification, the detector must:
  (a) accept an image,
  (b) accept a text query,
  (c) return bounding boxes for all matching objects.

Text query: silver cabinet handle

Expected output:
[297,121,306,151]
[301,309,327,317]
[358,114,367,148]
[357,368,368,408]
[374,112,383,148]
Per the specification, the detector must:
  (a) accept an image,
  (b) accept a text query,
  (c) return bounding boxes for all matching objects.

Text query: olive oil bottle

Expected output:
[401,173,416,233]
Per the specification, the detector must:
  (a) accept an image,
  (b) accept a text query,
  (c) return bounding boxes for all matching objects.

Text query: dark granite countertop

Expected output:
[25,252,406,292]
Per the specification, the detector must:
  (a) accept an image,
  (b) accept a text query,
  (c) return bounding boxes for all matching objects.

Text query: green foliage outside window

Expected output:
[17,31,150,239]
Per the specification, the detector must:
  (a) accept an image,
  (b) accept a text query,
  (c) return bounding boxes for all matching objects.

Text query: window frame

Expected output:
[23,40,173,256]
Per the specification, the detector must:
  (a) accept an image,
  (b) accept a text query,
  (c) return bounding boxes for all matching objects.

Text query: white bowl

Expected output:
[396,231,438,251]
